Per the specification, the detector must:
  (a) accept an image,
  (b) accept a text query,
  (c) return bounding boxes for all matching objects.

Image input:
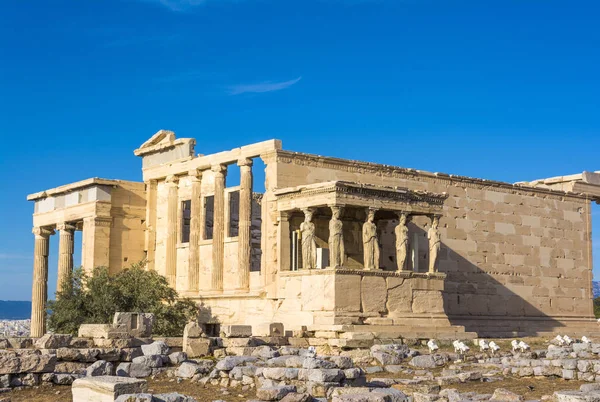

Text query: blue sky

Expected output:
[1,0,599,301]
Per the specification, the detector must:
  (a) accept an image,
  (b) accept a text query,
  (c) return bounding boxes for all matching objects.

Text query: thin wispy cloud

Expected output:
[228,77,302,96]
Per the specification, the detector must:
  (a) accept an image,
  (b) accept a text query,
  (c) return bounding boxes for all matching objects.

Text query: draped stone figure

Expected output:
[362,209,379,270]
[328,206,345,268]
[395,213,409,271]
[428,215,441,273]
[300,209,317,269]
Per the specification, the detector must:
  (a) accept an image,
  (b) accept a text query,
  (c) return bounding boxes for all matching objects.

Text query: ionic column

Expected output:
[57,222,76,295]
[237,158,253,291]
[211,164,227,292]
[165,175,179,289]
[31,227,54,338]
[188,171,202,292]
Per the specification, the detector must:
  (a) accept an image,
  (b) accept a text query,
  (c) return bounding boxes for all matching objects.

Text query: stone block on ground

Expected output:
[78,324,128,339]
[0,349,56,374]
[34,333,72,349]
[221,325,252,338]
[113,312,155,338]
[254,323,285,337]
[72,376,147,402]
[183,338,211,358]
[490,388,523,401]
[115,394,154,402]
[86,360,114,377]
[153,392,197,401]
[183,322,203,339]
[140,341,169,356]
[256,385,296,401]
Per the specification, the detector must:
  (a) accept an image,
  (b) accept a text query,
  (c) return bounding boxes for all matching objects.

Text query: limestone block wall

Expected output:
[272,151,594,334]
[107,182,146,274]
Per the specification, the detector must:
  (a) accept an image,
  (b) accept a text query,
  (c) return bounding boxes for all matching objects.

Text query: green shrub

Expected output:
[48,262,198,336]
[594,297,600,319]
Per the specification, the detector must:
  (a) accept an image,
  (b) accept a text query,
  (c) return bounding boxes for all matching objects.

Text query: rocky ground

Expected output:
[2,335,600,401]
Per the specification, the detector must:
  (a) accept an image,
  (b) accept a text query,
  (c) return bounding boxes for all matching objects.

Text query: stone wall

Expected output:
[272,150,595,335]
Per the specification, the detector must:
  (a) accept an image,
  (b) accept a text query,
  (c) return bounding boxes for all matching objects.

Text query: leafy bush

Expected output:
[594,297,600,319]
[48,262,198,336]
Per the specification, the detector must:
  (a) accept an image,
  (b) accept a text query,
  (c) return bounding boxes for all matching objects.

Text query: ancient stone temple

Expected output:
[28,130,600,338]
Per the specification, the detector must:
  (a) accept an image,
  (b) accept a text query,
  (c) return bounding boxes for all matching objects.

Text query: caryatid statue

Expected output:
[300,208,317,269]
[428,215,441,273]
[328,206,345,268]
[362,209,380,270]
[395,212,409,271]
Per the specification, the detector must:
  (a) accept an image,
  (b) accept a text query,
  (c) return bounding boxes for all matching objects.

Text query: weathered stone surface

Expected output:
[177,362,203,378]
[34,334,72,349]
[128,363,152,378]
[372,351,402,366]
[183,338,211,358]
[72,376,147,402]
[256,385,296,401]
[86,360,114,377]
[183,322,203,339]
[490,388,523,401]
[132,355,163,368]
[115,394,154,402]
[280,393,312,402]
[0,350,56,374]
[221,325,252,338]
[153,393,197,402]
[140,341,169,356]
[116,363,131,377]
[113,312,154,338]
[215,356,257,371]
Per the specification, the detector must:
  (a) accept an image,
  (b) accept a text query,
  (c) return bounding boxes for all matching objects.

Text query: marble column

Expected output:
[145,180,158,271]
[237,158,253,291]
[165,176,179,289]
[57,222,75,295]
[211,164,227,292]
[188,171,202,292]
[31,227,53,338]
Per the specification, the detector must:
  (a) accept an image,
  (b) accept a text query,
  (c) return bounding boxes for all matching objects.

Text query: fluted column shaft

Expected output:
[31,227,53,338]
[57,223,75,295]
[188,171,202,292]
[211,164,227,292]
[237,158,253,291]
[165,176,179,289]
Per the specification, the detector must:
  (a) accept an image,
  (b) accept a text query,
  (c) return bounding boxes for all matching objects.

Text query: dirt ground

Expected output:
[2,374,587,402]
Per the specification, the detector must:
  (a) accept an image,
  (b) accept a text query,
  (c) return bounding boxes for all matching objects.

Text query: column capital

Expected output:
[237,157,253,167]
[57,222,76,232]
[211,164,227,175]
[32,227,54,238]
[188,169,203,181]
[165,175,180,185]
[278,211,291,221]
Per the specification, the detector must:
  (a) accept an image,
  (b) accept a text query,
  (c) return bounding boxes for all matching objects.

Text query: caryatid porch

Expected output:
[272,181,456,329]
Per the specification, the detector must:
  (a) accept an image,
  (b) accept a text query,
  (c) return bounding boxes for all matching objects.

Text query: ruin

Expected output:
[27,130,600,339]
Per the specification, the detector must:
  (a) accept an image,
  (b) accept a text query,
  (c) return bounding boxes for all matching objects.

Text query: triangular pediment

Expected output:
[138,129,176,150]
